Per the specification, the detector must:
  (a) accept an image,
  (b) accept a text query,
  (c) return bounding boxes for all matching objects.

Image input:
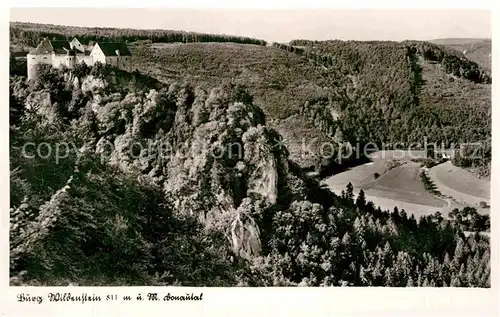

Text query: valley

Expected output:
[322,150,490,217]
[8,20,492,287]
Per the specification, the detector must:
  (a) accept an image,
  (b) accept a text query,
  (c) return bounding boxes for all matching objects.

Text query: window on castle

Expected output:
[43,57,47,60]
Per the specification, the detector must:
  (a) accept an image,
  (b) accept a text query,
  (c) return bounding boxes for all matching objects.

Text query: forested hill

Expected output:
[9,63,490,286]
[9,21,267,48]
[130,39,491,177]
[283,39,491,177]
[10,22,491,178]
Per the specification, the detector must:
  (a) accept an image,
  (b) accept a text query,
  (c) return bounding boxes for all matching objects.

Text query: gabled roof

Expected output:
[96,42,131,56]
[29,38,54,55]
[29,37,89,56]
[51,40,72,54]
[51,40,89,55]
[70,38,82,45]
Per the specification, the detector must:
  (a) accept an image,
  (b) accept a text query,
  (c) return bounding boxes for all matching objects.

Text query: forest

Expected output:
[9,62,490,287]
[272,40,491,177]
[10,22,491,179]
[10,21,267,48]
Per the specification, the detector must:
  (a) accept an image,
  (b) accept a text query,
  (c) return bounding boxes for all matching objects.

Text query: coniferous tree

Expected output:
[356,189,366,207]
[346,183,354,202]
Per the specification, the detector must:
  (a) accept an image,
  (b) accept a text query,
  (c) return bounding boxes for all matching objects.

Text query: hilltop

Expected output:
[9,21,267,53]
[429,38,490,45]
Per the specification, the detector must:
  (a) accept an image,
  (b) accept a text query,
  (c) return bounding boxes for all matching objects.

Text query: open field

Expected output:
[359,162,445,207]
[322,150,490,217]
[323,150,427,191]
[353,189,445,216]
[429,161,490,206]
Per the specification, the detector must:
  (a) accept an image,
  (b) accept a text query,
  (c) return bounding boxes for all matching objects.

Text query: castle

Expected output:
[27,37,132,80]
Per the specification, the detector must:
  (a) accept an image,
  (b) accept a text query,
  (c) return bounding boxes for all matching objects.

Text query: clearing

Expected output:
[428,161,490,206]
[322,150,490,217]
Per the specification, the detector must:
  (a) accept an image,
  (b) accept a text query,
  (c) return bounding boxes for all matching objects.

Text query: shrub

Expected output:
[479,201,488,209]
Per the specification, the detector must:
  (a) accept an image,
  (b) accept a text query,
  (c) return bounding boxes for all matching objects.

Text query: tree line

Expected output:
[10,22,267,48]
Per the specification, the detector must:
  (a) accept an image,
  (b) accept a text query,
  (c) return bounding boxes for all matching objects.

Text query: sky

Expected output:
[10,8,491,43]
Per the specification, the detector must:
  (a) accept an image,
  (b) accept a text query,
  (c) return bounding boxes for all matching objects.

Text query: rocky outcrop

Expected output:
[84,81,290,259]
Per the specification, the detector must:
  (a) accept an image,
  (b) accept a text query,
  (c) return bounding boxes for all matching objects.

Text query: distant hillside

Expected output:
[9,21,267,53]
[429,38,491,74]
[126,39,491,176]
[429,38,490,45]
[9,22,491,178]
[274,40,491,177]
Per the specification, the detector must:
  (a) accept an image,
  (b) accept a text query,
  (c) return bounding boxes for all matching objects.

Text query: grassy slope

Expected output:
[132,43,335,119]
[359,162,445,207]
[131,42,341,169]
[430,162,490,201]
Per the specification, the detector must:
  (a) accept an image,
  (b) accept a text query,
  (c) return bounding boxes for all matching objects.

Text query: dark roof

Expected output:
[29,38,54,55]
[29,37,89,56]
[51,40,71,54]
[97,42,131,56]
[51,41,89,56]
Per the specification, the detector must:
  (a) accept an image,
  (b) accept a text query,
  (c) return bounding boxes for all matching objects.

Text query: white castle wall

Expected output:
[90,47,130,70]
[67,56,76,69]
[52,55,80,69]
[77,56,94,66]
[52,55,67,68]
[27,53,52,80]
[106,56,120,67]
[28,41,130,80]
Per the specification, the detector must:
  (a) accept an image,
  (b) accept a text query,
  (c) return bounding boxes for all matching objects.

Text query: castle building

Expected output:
[27,37,132,80]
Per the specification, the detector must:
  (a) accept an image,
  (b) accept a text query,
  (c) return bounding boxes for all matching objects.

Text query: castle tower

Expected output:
[27,37,54,80]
